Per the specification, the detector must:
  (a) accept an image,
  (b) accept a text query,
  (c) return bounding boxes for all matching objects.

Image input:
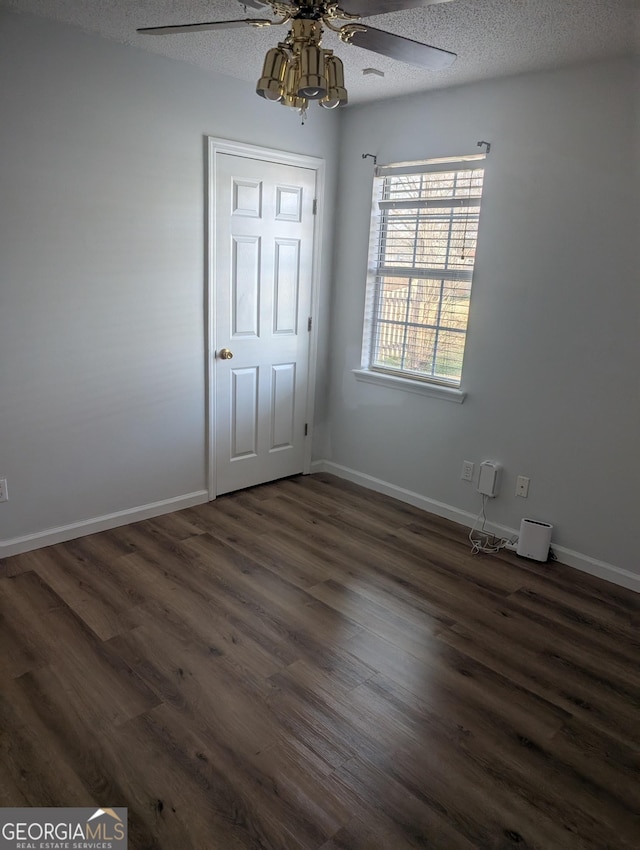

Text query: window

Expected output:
[360,154,486,390]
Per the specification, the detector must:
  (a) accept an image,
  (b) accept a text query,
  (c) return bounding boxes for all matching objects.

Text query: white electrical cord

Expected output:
[468,494,517,555]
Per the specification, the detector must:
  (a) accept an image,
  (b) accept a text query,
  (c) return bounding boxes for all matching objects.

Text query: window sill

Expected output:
[352,369,466,404]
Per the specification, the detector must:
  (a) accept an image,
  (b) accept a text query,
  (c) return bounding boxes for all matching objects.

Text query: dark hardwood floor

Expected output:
[1,473,639,849]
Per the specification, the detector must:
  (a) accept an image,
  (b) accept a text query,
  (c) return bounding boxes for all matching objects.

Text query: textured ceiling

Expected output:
[1,0,638,104]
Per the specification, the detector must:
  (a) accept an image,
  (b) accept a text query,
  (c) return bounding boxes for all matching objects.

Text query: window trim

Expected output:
[352,368,466,403]
[360,153,485,393]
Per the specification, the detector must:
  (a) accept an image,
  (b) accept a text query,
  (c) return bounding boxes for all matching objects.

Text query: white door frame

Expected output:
[206,136,325,501]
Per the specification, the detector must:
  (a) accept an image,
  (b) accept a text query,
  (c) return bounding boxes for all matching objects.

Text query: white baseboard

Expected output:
[311,460,639,595]
[0,490,210,559]
[543,545,640,595]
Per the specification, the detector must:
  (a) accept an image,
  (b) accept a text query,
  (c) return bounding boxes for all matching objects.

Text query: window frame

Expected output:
[357,153,486,400]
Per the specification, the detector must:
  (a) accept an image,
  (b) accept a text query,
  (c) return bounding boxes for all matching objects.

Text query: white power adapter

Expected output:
[477,461,501,497]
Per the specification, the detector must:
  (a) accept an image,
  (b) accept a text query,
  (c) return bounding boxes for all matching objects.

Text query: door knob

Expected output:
[218,348,234,360]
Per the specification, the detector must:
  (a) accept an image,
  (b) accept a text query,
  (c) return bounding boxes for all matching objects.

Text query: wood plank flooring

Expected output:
[1,472,639,849]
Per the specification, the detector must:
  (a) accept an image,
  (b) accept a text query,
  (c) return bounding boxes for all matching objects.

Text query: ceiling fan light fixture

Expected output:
[138,0,458,119]
[280,57,307,109]
[297,45,327,99]
[256,46,288,101]
[320,54,347,109]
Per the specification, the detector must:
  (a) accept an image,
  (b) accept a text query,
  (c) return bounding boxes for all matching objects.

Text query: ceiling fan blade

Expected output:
[339,0,455,18]
[347,25,456,70]
[238,0,271,8]
[137,18,273,35]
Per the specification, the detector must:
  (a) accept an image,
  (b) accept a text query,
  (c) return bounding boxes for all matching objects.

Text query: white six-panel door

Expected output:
[210,146,319,496]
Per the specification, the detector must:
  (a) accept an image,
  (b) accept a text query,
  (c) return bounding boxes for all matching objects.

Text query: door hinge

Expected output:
[307,316,312,332]
[304,423,308,436]
[312,198,318,215]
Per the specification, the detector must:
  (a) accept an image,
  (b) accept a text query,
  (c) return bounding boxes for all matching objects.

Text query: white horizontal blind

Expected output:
[365,155,485,386]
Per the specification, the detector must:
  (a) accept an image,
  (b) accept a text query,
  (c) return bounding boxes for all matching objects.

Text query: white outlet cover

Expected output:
[461,461,475,481]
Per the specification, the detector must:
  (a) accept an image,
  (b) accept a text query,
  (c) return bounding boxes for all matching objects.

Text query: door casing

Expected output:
[206,137,325,500]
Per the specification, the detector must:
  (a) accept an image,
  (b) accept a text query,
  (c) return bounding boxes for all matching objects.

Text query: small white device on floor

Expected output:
[517,518,553,561]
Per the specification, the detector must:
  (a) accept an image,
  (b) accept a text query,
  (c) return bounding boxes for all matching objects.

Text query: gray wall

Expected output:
[0,10,339,544]
[326,58,639,577]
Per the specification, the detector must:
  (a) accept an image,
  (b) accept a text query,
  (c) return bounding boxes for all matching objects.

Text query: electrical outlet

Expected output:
[516,475,530,498]
[0,478,8,503]
[461,461,474,482]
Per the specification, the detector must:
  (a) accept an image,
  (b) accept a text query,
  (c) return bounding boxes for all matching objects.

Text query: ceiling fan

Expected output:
[137,0,457,115]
